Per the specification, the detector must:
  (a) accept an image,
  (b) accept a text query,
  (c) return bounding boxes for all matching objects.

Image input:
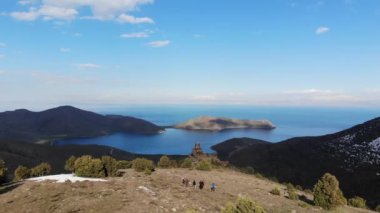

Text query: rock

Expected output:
[137,186,157,196]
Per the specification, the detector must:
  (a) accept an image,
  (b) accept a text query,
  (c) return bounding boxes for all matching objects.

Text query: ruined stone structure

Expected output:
[191,143,204,157]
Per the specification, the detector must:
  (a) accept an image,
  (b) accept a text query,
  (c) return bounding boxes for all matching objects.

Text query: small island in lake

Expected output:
[174,116,276,131]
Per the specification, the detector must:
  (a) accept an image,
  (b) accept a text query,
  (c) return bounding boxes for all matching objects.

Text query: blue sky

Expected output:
[0,0,379,110]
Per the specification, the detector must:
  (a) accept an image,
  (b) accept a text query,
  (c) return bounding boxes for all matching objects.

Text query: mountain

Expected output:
[0,106,164,143]
[212,117,380,207]
[175,116,275,131]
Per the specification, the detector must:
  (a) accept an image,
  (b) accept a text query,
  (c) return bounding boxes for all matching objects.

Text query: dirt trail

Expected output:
[0,168,374,213]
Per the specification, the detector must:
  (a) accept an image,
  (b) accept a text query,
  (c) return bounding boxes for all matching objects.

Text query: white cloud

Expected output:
[11,0,154,23]
[316,26,330,35]
[60,48,71,52]
[282,89,358,102]
[121,32,150,38]
[147,40,171,48]
[19,0,38,5]
[75,63,101,69]
[0,43,6,48]
[117,14,154,24]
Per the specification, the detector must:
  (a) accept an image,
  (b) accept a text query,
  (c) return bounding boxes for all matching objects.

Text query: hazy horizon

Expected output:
[1,0,379,109]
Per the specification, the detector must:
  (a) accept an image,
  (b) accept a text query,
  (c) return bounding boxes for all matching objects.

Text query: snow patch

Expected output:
[339,134,356,143]
[27,174,108,183]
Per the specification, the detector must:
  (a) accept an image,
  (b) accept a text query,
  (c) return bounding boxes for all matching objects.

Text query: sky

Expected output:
[0,0,379,110]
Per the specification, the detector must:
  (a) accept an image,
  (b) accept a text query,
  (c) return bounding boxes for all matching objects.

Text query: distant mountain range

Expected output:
[212,117,380,207]
[175,116,275,131]
[0,106,164,143]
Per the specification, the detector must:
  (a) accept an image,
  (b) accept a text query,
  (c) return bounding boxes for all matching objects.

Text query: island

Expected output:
[174,116,275,131]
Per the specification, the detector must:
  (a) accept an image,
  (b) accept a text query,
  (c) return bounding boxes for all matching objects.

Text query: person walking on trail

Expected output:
[211,183,216,191]
[192,180,196,188]
[185,178,190,187]
[199,180,205,190]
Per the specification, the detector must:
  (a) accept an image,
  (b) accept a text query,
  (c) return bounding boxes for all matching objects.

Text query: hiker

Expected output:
[211,183,216,191]
[185,178,190,187]
[199,180,204,190]
[182,177,185,185]
[192,180,196,188]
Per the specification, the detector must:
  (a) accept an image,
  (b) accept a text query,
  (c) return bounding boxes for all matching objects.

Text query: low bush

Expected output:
[241,166,255,174]
[180,158,193,168]
[0,159,7,183]
[270,188,281,196]
[195,160,212,171]
[101,156,119,177]
[14,165,31,181]
[170,160,178,168]
[376,204,380,212]
[30,162,52,177]
[117,160,132,169]
[132,158,154,172]
[313,173,347,210]
[348,196,367,209]
[222,197,266,213]
[295,185,303,191]
[286,183,298,200]
[64,156,77,172]
[255,173,264,180]
[74,155,105,178]
[158,155,171,168]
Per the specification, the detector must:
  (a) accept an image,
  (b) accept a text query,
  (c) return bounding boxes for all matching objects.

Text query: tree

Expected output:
[222,197,266,213]
[74,155,105,178]
[348,196,367,209]
[117,160,132,169]
[180,158,193,168]
[101,156,119,177]
[64,156,77,172]
[313,173,347,210]
[30,162,52,177]
[158,155,171,168]
[14,165,31,181]
[132,158,154,172]
[0,159,7,183]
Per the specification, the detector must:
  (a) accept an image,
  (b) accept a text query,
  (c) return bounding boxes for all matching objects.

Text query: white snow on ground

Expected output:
[27,174,108,183]
[369,137,380,152]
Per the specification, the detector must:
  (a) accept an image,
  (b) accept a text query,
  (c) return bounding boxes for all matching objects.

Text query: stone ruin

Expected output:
[191,143,204,157]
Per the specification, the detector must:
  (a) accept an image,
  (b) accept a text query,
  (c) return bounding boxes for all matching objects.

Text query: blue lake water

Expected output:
[53,105,380,155]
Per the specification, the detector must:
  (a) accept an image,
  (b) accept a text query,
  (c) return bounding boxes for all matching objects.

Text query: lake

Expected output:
[53,105,380,155]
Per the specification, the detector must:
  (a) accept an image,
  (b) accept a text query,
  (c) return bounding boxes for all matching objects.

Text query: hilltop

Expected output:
[0,168,373,213]
[212,117,380,207]
[175,116,275,131]
[0,106,164,143]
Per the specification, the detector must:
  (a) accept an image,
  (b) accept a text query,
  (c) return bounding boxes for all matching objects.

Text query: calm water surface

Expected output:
[54,105,380,155]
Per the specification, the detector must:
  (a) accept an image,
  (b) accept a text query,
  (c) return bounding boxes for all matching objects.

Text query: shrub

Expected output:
[101,156,119,177]
[14,165,31,181]
[195,160,212,171]
[180,158,193,168]
[170,160,178,168]
[30,162,52,177]
[255,173,264,180]
[74,155,105,178]
[270,188,281,196]
[295,185,303,191]
[132,158,154,172]
[222,197,266,213]
[376,204,380,212]
[210,158,223,168]
[348,196,367,209]
[286,183,298,200]
[117,160,132,169]
[144,167,152,175]
[64,156,77,172]
[313,173,347,210]
[241,166,255,174]
[0,159,7,183]
[158,155,171,168]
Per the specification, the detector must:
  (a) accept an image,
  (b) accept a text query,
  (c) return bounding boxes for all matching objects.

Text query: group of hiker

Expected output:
[182,178,216,191]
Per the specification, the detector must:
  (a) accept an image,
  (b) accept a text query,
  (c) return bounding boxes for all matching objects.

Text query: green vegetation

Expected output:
[0,159,7,183]
[170,160,178,168]
[241,166,255,175]
[101,156,119,177]
[286,184,298,200]
[376,204,380,212]
[180,158,193,168]
[295,185,303,191]
[117,160,132,169]
[270,188,281,196]
[157,155,171,168]
[195,159,212,171]
[348,196,367,209]
[74,155,105,178]
[313,173,347,210]
[30,162,52,177]
[14,166,31,181]
[64,156,77,172]
[222,197,266,213]
[132,158,155,173]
